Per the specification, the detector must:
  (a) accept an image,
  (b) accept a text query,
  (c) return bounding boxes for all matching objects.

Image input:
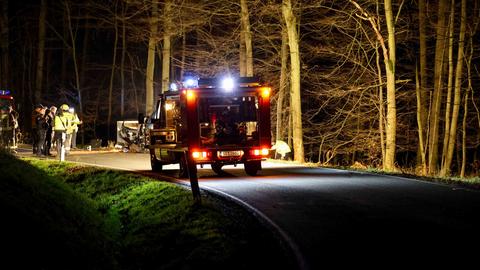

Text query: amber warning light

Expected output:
[260,87,271,98]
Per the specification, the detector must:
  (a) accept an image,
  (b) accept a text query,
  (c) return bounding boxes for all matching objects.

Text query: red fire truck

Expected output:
[144,77,272,177]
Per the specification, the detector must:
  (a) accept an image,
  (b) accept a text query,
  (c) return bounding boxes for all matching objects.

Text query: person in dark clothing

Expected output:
[34,105,48,156]
[43,106,56,156]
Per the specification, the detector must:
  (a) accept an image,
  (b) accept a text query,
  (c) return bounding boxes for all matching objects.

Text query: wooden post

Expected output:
[186,151,201,204]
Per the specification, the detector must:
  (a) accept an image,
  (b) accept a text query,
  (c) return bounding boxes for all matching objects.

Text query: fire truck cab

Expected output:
[144,77,271,177]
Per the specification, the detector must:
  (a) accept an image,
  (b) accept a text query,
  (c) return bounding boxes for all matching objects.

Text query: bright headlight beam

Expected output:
[221,77,235,92]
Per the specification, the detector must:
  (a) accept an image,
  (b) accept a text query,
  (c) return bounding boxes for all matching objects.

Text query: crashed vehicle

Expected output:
[143,77,272,177]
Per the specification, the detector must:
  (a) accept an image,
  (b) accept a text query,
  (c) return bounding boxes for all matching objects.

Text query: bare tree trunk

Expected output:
[161,0,172,94]
[241,0,253,76]
[282,0,304,163]
[120,2,126,118]
[276,28,288,143]
[428,0,449,175]
[461,0,477,177]
[0,0,9,87]
[35,0,47,105]
[145,0,158,116]
[441,0,455,168]
[416,64,427,175]
[376,41,385,164]
[441,0,466,177]
[383,0,397,171]
[65,1,82,119]
[107,2,118,139]
[418,0,428,165]
[239,31,246,76]
[180,31,186,80]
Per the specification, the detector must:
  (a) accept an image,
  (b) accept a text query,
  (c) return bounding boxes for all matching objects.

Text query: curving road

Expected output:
[22,149,480,269]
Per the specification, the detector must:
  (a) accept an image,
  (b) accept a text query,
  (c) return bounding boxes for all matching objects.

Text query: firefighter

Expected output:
[54,104,71,161]
[68,108,82,150]
[34,105,48,156]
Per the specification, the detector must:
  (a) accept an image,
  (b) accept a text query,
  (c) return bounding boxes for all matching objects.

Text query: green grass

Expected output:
[2,152,294,270]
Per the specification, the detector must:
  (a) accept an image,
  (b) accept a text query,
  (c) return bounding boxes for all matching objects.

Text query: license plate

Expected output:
[218,150,243,157]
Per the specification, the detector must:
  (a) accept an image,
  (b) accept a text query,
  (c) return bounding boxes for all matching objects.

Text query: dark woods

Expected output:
[1,0,479,176]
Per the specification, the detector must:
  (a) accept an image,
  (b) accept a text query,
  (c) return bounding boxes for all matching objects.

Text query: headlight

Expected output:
[221,77,235,92]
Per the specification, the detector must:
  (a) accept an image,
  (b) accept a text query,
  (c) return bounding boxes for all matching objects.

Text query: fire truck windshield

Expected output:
[198,96,259,146]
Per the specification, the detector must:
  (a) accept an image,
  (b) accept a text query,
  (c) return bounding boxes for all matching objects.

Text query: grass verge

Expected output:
[1,152,295,270]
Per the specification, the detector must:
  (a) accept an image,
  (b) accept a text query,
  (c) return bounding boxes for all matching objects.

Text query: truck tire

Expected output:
[211,162,223,175]
[244,160,261,176]
[150,150,163,172]
[178,153,189,179]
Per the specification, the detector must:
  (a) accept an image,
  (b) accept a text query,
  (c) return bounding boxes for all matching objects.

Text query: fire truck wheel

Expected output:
[178,154,189,179]
[151,157,163,172]
[211,163,223,175]
[244,160,261,176]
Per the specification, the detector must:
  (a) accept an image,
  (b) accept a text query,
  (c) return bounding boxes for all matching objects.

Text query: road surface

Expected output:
[19,149,480,268]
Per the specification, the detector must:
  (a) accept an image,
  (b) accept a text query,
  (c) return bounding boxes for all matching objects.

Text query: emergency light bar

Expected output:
[0,90,11,96]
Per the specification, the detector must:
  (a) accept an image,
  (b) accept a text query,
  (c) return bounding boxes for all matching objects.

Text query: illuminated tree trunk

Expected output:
[417,0,428,170]
[276,29,288,143]
[35,0,47,104]
[428,0,449,174]
[240,0,253,76]
[441,0,466,177]
[0,0,8,87]
[462,7,479,177]
[441,0,455,168]
[383,0,397,171]
[161,0,172,94]
[145,0,158,116]
[239,32,246,76]
[415,65,427,175]
[282,0,304,163]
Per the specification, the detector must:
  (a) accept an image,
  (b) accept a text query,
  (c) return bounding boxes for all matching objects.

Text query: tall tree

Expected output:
[0,0,8,87]
[441,0,467,176]
[145,0,158,116]
[35,0,47,105]
[240,0,253,76]
[441,0,456,169]
[65,0,82,121]
[428,0,449,174]
[161,0,172,94]
[382,0,397,171]
[282,0,304,162]
[417,0,428,172]
[120,2,127,118]
[349,0,397,171]
[107,1,119,137]
[276,28,288,143]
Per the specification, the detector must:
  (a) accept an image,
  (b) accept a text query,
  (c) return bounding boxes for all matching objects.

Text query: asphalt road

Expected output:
[20,149,480,269]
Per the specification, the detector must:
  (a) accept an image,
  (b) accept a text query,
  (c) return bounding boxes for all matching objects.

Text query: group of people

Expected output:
[32,103,82,160]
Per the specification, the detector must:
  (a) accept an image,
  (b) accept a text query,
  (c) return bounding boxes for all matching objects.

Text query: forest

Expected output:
[0,0,479,177]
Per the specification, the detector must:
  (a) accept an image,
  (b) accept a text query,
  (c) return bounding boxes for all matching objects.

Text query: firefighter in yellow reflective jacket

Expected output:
[53,104,71,161]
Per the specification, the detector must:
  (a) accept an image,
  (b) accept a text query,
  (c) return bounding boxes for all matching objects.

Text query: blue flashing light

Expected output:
[170,83,178,91]
[0,90,11,96]
[183,78,198,88]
